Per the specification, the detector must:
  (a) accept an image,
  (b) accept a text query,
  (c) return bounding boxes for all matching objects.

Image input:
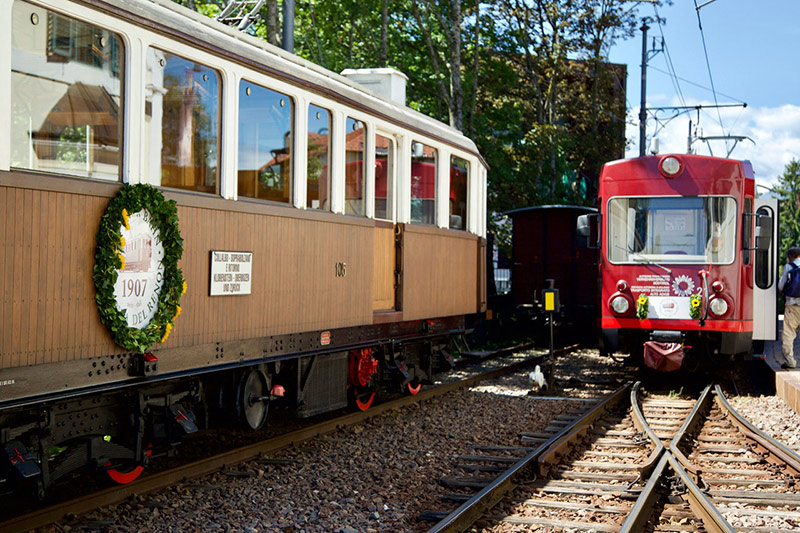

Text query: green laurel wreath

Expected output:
[93,184,185,353]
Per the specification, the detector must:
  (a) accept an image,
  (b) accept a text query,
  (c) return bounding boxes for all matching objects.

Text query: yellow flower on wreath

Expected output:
[161,322,173,344]
[689,293,703,319]
[181,280,187,295]
[175,305,182,318]
[121,208,130,230]
[636,294,649,319]
[116,252,126,270]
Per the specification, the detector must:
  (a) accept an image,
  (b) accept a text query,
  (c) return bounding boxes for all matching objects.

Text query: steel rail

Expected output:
[620,452,735,533]
[714,384,800,475]
[426,381,633,533]
[619,453,671,533]
[622,384,735,533]
[629,381,665,480]
[664,453,735,533]
[1,344,573,533]
[668,384,714,480]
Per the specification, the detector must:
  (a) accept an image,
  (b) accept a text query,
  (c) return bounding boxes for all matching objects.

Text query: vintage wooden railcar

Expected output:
[0,0,487,494]
[581,154,777,370]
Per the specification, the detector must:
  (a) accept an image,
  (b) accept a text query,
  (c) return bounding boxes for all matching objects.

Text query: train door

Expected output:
[753,198,778,341]
[373,133,399,312]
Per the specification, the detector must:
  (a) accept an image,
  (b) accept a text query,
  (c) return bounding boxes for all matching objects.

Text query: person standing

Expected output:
[778,247,800,369]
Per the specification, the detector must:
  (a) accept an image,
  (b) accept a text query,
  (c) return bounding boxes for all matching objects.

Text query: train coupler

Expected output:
[3,441,41,479]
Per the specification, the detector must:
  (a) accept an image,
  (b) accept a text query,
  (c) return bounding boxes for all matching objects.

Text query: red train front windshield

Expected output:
[607,196,737,265]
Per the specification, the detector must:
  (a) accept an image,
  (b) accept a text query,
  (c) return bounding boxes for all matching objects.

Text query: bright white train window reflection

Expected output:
[607,197,737,265]
[10,1,123,180]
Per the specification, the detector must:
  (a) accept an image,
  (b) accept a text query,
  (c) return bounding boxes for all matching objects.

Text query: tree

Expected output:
[775,159,800,264]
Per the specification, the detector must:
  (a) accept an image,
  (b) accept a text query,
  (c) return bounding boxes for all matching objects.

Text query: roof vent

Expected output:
[340,68,407,106]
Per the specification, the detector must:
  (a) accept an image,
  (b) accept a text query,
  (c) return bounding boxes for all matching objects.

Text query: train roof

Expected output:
[601,154,755,179]
[504,205,597,217]
[106,0,482,161]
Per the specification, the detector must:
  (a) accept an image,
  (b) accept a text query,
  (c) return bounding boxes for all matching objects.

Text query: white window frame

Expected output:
[373,130,398,222]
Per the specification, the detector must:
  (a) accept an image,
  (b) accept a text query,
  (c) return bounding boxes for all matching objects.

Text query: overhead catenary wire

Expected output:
[646,65,745,104]
[693,0,727,140]
[652,4,686,109]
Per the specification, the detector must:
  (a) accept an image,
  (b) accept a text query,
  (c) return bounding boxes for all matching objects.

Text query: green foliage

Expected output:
[56,125,88,162]
[94,184,185,353]
[775,159,800,265]
[177,0,656,215]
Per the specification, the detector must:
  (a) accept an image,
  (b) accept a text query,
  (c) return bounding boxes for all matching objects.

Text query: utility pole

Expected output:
[639,23,648,157]
[282,0,295,53]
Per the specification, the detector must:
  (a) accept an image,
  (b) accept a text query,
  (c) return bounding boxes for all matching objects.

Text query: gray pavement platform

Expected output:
[763,315,800,414]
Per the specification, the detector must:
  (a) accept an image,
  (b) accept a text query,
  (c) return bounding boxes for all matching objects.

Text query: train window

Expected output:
[345,117,366,216]
[11,1,124,180]
[410,141,437,225]
[145,48,220,194]
[754,205,774,289]
[307,104,331,210]
[607,196,737,265]
[238,81,293,203]
[450,156,469,230]
[374,134,393,220]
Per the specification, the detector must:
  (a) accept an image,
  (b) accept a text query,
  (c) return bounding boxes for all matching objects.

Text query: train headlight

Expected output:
[610,295,630,314]
[709,297,728,316]
[659,156,683,177]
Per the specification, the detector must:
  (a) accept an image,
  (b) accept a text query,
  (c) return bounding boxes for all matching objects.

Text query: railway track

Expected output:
[427,382,800,532]
[0,343,573,533]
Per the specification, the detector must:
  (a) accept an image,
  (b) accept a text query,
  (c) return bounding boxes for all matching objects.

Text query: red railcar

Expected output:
[507,206,598,337]
[582,154,778,370]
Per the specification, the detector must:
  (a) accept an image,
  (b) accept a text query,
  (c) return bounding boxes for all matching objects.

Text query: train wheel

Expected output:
[106,445,152,485]
[406,380,422,395]
[354,391,376,411]
[236,369,270,430]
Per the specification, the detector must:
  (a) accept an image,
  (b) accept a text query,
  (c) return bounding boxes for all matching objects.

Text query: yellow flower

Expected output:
[691,298,701,308]
[637,296,648,305]
[121,208,130,230]
[161,323,173,344]
[117,252,126,270]
[120,236,126,249]
[175,305,182,318]
[181,280,187,295]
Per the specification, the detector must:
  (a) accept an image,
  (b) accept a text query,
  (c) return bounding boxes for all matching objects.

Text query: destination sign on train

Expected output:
[210,251,253,296]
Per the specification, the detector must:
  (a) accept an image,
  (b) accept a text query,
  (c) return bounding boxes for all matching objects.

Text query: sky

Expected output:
[608,0,800,190]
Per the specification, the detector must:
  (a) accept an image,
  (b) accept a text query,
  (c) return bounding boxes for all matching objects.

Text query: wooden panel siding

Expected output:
[0,186,112,369]
[372,226,395,311]
[0,185,374,370]
[401,226,479,321]
[166,205,373,348]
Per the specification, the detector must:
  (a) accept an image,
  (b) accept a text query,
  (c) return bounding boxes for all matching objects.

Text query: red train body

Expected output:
[589,154,777,370]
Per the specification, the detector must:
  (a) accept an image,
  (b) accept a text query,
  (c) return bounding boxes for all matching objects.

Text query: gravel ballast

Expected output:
[52,364,579,533]
[40,351,800,533]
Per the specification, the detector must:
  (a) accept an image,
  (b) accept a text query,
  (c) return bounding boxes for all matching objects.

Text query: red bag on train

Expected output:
[643,341,684,372]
